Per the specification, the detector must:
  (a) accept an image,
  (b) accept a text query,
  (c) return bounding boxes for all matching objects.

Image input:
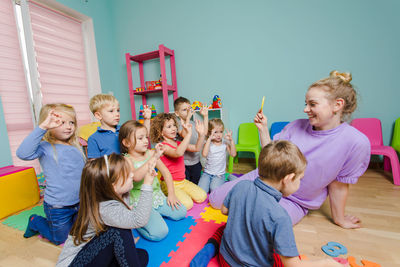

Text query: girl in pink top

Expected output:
[150,113,207,210]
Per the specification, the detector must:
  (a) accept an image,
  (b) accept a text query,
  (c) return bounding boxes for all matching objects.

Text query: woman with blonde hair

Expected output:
[210,71,371,229]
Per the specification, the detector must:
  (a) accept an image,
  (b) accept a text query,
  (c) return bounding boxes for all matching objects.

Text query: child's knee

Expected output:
[192,188,207,204]
[168,205,187,220]
[139,224,169,241]
[150,226,169,241]
[181,198,194,210]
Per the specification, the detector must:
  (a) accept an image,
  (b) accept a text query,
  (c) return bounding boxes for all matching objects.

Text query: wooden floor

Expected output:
[1,161,399,267]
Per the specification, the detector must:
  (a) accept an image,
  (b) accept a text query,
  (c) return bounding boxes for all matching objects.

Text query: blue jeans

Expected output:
[30,202,79,245]
[136,199,187,241]
[198,172,237,194]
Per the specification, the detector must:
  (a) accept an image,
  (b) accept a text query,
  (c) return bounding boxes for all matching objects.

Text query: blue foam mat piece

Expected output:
[133,216,196,267]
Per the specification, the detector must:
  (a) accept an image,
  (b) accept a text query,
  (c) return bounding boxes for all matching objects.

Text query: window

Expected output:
[0,0,101,171]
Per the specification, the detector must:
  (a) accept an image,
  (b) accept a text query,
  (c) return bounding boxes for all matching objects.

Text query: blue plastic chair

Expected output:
[270,121,290,139]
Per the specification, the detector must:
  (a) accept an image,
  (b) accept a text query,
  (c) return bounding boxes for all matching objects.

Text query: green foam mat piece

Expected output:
[2,205,45,231]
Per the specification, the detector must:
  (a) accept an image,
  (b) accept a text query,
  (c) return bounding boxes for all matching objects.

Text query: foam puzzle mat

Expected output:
[2,205,45,231]
[2,175,243,266]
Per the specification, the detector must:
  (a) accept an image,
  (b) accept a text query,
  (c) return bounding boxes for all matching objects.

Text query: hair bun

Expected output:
[330,70,352,83]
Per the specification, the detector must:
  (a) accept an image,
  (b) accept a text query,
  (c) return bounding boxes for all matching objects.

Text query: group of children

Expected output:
[16,93,343,266]
[16,94,239,266]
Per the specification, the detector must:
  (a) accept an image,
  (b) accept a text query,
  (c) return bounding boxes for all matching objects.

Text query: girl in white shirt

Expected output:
[198,119,237,193]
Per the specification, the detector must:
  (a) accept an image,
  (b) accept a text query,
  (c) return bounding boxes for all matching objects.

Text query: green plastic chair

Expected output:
[228,123,261,173]
[392,117,400,154]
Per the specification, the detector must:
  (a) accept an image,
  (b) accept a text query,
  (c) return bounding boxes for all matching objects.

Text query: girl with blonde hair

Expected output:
[17,103,85,245]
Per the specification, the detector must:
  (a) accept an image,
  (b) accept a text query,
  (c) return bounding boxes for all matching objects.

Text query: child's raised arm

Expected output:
[186,120,206,153]
[163,120,193,158]
[131,144,164,182]
[200,105,209,135]
[17,109,62,160]
[142,105,152,135]
[224,130,236,157]
[202,129,215,158]
[179,108,195,138]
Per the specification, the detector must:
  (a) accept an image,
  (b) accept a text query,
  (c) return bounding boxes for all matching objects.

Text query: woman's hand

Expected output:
[167,193,182,210]
[253,111,268,131]
[335,214,361,229]
[39,109,62,130]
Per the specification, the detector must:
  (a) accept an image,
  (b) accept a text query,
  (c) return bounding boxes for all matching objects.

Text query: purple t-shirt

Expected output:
[274,119,370,209]
[209,119,371,212]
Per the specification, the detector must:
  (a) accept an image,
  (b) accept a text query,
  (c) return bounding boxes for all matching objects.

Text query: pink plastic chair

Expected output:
[351,118,400,185]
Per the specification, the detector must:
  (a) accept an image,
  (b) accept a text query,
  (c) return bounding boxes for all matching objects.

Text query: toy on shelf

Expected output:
[125,44,178,120]
[145,81,156,91]
[138,104,157,124]
[212,95,222,109]
[136,87,145,92]
[155,77,162,90]
[192,101,202,111]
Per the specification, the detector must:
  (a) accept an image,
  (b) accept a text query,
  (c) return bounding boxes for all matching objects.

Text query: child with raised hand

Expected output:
[16,104,85,245]
[174,97,209,185]
[57,153,155,267]
[191,141,344,267]
[150,113,207,210]
[198,119,237,193]
[119,120,186,241]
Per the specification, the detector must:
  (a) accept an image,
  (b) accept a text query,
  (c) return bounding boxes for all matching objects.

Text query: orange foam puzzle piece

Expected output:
[348,256,381,267]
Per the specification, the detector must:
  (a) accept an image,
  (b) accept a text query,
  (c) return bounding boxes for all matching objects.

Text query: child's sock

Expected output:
[190,242,217,267]
[23,215,39,238]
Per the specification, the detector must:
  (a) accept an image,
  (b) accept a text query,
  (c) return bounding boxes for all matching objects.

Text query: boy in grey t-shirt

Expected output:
[174,97,208,184]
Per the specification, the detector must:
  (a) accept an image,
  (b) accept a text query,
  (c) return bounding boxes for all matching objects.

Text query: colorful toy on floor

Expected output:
[192,101,202,111]
[334,257,349,264]
[348,256,381,267]
[212,95,222,109]
[0,165,40,219]
[321,241,348,257]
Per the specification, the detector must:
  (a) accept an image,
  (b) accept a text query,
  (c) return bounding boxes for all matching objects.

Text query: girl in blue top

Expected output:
[17,104,85,245]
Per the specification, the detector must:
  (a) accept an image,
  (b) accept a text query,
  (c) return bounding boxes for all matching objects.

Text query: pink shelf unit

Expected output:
[125,44,178,120]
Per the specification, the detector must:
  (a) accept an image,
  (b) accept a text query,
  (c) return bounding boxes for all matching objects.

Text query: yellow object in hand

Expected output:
[260,96,265,112]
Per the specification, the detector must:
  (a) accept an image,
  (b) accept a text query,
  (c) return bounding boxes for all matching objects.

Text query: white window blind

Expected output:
[28,0,91,126]
[0,0,39,170]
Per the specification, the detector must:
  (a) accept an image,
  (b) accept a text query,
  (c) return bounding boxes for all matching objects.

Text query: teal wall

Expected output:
[110,0,400,145]
[1,0,399,164]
